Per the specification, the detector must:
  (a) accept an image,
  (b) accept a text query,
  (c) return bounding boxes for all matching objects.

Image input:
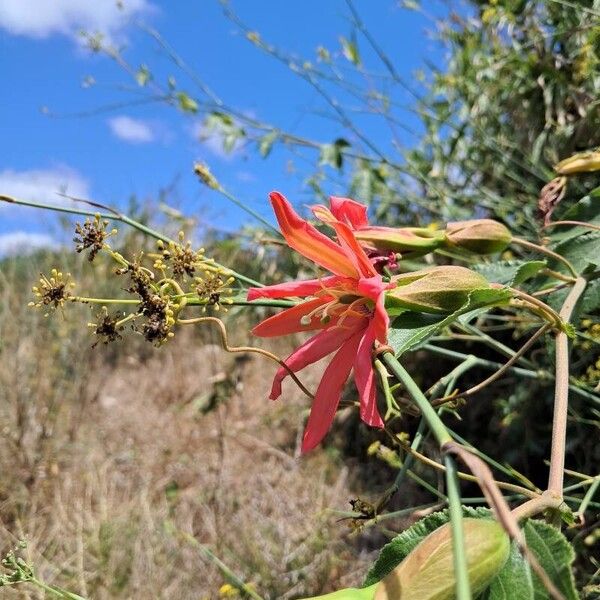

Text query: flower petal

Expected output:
[356,276,391,343]
[251,297,330,337]
[269,325,359,399]
[270,191,358,277]
[329,196,369,229]
[301,330,363,452]
[354,322,383,428]
[328,219,378,278]
[247,275,342,300]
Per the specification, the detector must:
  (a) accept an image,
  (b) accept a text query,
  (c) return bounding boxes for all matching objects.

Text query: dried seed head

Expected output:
[73,215,115,261]
[156,233,205,279]
[194,269,235,312]
[30,269,75,313]
[386,266,490,314]
[444,219,512,254]
[193,161,220,190]
[374,518,510,600]
[88,307,125,347]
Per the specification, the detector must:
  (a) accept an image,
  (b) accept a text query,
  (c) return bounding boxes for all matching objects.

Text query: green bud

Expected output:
[554,150,600,175]
[386,266,490,314]
[354,226,445,256]
[374,519,510,600]
[444,219,512,254]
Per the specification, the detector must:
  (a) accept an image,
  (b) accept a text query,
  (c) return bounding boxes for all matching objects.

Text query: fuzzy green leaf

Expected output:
[482,542,534,600]
[474,260,546,286]
[388,287,512,356]
[523,520,578,600]
[553,231,600,273]
[364,507,491,586]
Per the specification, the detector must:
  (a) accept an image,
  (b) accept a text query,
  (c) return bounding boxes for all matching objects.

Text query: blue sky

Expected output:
[0,0,450,254]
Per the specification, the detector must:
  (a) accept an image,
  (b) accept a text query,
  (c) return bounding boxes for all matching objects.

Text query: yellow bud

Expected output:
[554,150,600,175]
[374,519,510,600]
[386,266,490,314]
[445,220,512,254]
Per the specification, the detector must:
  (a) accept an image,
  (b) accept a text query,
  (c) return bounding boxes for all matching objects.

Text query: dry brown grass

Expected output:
[0,253,384,599]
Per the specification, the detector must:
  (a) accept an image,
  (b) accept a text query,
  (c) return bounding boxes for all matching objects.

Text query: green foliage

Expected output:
[364,507,491,585]
[365,510,578,600]
[473,260,547,286]
[388,287,512,355]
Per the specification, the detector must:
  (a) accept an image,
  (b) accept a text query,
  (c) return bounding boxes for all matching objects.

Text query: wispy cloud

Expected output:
[0,0,153,41]
[0,231,59,257]
[0,166,90,205]
[189,120,244,161]
[108,115,155,144]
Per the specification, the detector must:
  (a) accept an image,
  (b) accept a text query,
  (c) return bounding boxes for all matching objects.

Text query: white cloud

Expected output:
[108,115,155,143]
[0,166,90,205]
[0,231,59,256]
[189,120,243,161]
[0,0,152,41]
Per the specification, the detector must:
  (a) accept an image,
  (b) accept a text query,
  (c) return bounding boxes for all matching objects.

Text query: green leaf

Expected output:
[176,91,198,114]
[581,278,600,313]
[364,507,491,586]
[482,542,534,600]
[473,260,546,286]
[319,138,350,170]
[523,520,578,600]
[388,288,512,356]
[135,64,151,87]
[259,131,278,158]
[550,186,600,244]
[339,35,361,66]
[553,231,600,273]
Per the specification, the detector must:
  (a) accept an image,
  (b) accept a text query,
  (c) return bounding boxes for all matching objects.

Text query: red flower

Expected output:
[248,192,391,452]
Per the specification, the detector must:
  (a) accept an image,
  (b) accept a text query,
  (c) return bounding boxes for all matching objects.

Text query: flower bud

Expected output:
[374,518,510,600]
[554,150,600,175]
[353,226,445,256]
[386,266,490,314]
[444,219,511,254]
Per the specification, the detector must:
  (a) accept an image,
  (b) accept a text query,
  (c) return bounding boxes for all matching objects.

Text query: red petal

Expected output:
[329,196,369,229]
[301,330,363,452]
[357,276,391,343]
[247,275,342,301]
[269,325,358,399]
[270,191,358,278]
[328,219,378,278]
[354,322,383,428]
[251,297,331,337]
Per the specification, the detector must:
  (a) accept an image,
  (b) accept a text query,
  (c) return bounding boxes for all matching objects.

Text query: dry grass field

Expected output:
[0,249,406,599]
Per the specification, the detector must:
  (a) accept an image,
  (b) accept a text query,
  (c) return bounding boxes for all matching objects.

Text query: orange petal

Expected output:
[270,191,358,278]
[251,297,331,337]
[269,325,358,399]
[247,275,342,300]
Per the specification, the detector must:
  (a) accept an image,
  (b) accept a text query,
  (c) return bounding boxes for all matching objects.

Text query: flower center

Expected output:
[299,287,372,327]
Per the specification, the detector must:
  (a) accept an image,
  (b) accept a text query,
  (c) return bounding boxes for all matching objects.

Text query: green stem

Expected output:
[0,193,263,288]
[381,351,470,600]
[575,478,600,518]
[423,344,599,405]
[381,353,451,445]
[445,455,472,600]
[180,532,264,600]
[217,187,281,237]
